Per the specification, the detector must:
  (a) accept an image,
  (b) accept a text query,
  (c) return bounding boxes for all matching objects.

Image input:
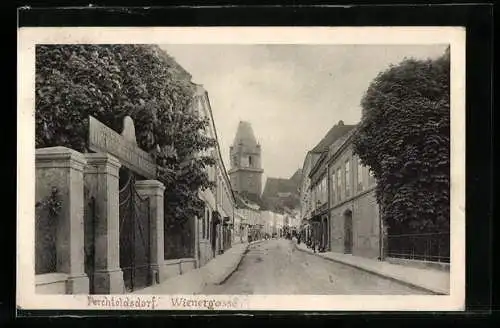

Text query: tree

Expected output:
[352,47,450,234]
[36,44,216,227]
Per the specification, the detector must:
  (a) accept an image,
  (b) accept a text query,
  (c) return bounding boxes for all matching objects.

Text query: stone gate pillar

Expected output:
[84,153,125,294]
[36,147,89,294]
[135,180,166,284]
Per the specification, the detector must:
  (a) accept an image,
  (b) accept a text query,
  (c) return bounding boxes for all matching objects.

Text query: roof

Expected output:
[234,192,250,208]
[232,121,259,148]
[261,170,303,212]
[309,151,329,180]
[289,168,303,185]
[327,126,358,161]
[235,191,266,209]
[311,120,356,153]
[262,177,299,198]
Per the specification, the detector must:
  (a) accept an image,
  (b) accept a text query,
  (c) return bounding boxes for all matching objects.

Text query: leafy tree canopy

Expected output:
[352,47,450,234]
[36,44,217,224]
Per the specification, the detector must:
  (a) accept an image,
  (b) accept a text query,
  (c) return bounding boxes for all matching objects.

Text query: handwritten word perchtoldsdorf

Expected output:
[87,296,159,309]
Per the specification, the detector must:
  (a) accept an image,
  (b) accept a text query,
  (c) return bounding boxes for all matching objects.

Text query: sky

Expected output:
[160,44,447,183]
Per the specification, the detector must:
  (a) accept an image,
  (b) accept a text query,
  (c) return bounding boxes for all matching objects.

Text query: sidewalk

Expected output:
[133,241,261,295]
[295,242,450,295]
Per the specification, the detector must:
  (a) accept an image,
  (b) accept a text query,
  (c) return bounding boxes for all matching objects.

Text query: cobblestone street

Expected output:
[202,239,430,295]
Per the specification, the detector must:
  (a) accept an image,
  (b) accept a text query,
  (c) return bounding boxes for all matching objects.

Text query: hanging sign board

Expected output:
[88,115,157,179]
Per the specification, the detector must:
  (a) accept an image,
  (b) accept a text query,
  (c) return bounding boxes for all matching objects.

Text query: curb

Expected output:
[134,241,267,294]
[294,243,447,295]
[214,239,267,285]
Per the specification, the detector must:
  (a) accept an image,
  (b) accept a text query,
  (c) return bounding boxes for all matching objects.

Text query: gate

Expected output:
[119,169,151,292]
[84,196,96,294]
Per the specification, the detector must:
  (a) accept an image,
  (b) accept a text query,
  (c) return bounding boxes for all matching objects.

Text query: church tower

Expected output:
[228,121,264,199]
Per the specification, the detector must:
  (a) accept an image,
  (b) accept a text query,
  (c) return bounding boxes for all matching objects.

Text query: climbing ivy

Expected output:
[36,45,216,225]
[352,47,450,234]
[35,187,62,219]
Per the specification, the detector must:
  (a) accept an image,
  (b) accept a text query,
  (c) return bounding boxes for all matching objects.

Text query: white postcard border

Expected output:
[17,26,466,311]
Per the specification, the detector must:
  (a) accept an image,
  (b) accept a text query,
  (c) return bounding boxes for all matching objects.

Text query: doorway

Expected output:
[323,216,330,252]
[343,209,353,254]
[118,168,152,292]
[211,220,217,257]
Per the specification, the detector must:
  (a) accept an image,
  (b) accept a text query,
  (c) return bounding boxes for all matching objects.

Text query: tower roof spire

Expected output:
[233,121,258,147]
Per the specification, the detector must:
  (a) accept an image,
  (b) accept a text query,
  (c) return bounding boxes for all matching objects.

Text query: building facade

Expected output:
[300,120,356,247]
[233,209,248,244]
[303,119,447,265]
[261,210,274,237]
[299,152,320,243]
[273,212,285,237]
[309,152,330,251]
[326,128,380,259]
[235,200,263,242]
[193,86,237,267]
[304,120,380,257]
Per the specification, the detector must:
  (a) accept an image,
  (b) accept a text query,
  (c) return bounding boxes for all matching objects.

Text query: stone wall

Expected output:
[35,273,69,294]
[329,189,380,259]
[35,147,89,294]
[35,146,170,294]
[352,190,380,258]
[198,240,213,266]
[35,203,57,274]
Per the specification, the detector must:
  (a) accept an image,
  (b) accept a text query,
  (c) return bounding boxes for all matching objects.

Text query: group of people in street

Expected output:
[248,228,308,243]
[306,238,327,253]
[298,229,326,253]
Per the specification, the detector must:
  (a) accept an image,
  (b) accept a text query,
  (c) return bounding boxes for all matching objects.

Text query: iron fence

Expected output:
[385,232,450,263]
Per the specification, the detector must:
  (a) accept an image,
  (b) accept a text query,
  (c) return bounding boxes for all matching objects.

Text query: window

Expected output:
[320,180,324,203]
[322,177,327,203]
[357,160,364,192]
[208,167,214,182]
[368,167,376,185]
[318,182,322,205]
[312,185,315,203]
[207,210,211,239]
[330,171,336,205]
[241,156,249,167]
[248,156,253,167]
[318,180,322,204]
[336,168,342,201]
[345,160,351,198]
[217,177,222,203]
[202,209,206,239]
[315,184,320,208]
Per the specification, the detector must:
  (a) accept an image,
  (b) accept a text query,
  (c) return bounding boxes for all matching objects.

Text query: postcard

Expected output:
[17,26,465,311]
